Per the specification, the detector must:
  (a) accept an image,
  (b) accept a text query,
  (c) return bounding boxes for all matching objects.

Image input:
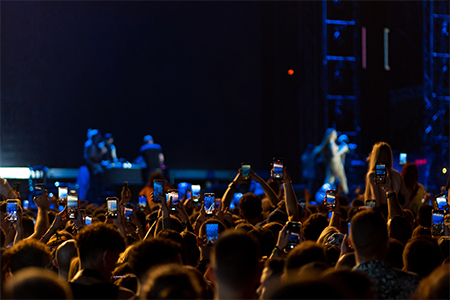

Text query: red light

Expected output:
[414,159,427,166]
[287,69,294,75]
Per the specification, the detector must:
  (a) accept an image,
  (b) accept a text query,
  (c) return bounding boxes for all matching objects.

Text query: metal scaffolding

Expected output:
[423,0,449,187]
[322,0,361,147]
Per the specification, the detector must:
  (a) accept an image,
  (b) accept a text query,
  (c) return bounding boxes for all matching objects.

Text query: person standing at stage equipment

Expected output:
[314,128,349,195]
[82,129,104,204]
[100,133,118,164]
[364,141,410,209]
[140,135,164,183]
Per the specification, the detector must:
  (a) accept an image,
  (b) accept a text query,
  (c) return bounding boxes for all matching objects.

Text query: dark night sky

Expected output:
[1,1,264,170]
[2,1,444,188]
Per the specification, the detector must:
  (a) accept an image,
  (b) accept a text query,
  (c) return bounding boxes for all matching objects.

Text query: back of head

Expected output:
[386,238,405,270]
[285,241,326,275]
[128,238,182,283]
[239,193,262,222]
[417,205,433,228]
[321,269,376,299]
[403,236,442,279]
[369,142,393,171]
[413,263,450,299]
[213,230,260,290]
[248,227,275,258]
[268,279,344,299]
[55,239,78,274]
[302,213,328,241]
[76,223,126,264]
[335,252,356,269]
[401,163,419,189]
[4,239,51,274]
[141,264,203,300]
[4,267,73,299]
[388,216,413,246]
[351,210,388,260]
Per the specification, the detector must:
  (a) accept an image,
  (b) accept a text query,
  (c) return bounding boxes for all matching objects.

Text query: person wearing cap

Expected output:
[140,135,164,183]
[100,133,118,163]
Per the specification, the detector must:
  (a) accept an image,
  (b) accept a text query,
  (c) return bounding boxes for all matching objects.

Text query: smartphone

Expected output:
[435,193,447,210]
[191,185,201,203]
[375,163,386,185]
[85,215,92,226]
[138,195,147,211]
[166,189,179,212]
[214,198,221,211]
[6,199,18,222]
[58,187,68,200]
[399,153,407,166]
[286,221,302,251]
[67,194,79,219]
[107,197,118,219]
[12,182,21,192]
[124,204,133,222]
[432,210,445,236]
[366,199,376,209]
[35,184,45,196]
[186,190,192,200]
[241,163,251,181]
[206,222,219,246]
[325,189,336,209]
[204,193,215,214]
[272,157,284,180]
[153,180,164,203]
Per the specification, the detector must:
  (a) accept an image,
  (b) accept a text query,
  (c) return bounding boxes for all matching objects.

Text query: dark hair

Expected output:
[401,163,419,189]
[4,267,73,299]
[128,238,182,282]
[388,216,413,246]
[75,223,126,264]
[417,204,433,228]
[351,210,388,259]
[403,236,442,279]
[140,264,203,299]
[412,263,450,299]
[239,193,262,222]
[302,213,328,241]
[285,241,327,272]
[4,239,52,274]
[386,238,405,269]
[213,230,260,290]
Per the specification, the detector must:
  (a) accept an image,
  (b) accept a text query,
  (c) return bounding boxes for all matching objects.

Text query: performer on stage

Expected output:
[314,128,349,195]
[140,135,165,183]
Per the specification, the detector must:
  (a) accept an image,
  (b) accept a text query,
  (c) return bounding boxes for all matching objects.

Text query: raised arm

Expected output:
[282,168,299,222]
[27,192,50,240]
[250,169,280,207]
[381,171,403,220]
[221,170,245,211]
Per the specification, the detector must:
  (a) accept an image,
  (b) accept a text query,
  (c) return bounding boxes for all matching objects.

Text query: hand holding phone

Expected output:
[241,163,251,181]
[107,197,118,219]
[204,193,215,214]
[324,189,336,209]
[153,180,164,203]
[6,199,19,222]
[205,222,219,246]
[286,221,302,251]
[375,163,386,185]
[67,194,79,219]
[272,157,284,180]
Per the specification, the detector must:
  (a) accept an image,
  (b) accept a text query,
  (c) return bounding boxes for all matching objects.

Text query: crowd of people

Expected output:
[0,140,449,300]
